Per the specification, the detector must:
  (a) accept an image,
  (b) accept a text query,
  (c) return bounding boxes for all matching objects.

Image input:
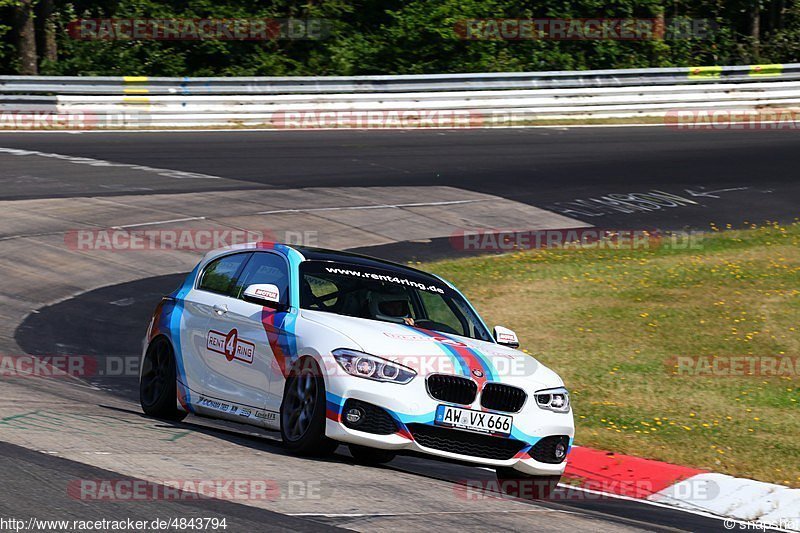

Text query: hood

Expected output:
[301,309,564,391]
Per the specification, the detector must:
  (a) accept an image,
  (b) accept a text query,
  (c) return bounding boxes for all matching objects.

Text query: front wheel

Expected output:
[139,337,187,422]
[495,467,560,500]
[280,358,338,456]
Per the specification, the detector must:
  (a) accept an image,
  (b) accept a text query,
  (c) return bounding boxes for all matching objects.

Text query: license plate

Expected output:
[434,405,512,436]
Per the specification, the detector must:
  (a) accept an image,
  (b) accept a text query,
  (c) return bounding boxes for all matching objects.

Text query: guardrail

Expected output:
[1,63,798,128]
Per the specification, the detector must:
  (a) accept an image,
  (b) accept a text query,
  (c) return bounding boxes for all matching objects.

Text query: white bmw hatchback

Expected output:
[140,242,574,496]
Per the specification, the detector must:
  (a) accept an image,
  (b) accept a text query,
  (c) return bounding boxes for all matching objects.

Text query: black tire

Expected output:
[139,337,187,422]
[348,444,396,466]
[495,467,560,500]
[280,358,338,456]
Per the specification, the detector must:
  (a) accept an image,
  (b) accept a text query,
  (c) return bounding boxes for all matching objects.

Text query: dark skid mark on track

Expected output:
[15,274,185,400]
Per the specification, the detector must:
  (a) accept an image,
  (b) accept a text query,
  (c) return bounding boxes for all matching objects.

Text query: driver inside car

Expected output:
[367,288,415,326]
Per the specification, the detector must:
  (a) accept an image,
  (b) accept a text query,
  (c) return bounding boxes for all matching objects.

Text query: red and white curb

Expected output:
[565,446,800,531]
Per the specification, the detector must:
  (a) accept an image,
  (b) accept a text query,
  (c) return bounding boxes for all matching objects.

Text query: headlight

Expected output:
[534,387,570,413]
[332,349,416,384]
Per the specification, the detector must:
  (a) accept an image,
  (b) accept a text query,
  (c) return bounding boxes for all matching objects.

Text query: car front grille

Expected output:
[480,383,527,413]
[408,423,527,460]
[341,399,398,435]
[530,435,570,464]
[426,374,478,405]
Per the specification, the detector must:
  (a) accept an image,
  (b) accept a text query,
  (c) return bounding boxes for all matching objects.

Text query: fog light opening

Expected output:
[554,441,567,460]
[345,407,365,426]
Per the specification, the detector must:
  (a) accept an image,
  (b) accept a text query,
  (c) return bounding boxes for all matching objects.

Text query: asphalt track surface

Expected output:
[2,126,797,532]
[0,441,342,532]
[0,127,797,229]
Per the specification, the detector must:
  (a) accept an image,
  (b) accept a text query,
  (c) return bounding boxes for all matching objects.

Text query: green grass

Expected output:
[421,222,800,487]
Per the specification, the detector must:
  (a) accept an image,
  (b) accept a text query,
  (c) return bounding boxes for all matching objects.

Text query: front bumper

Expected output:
[324,373,574,476]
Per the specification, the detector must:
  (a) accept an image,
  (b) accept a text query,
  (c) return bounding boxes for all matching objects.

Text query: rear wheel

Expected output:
[495,467,560,500]
[139,337,187,421]
[281,358,338,456]
[348,444,396,466]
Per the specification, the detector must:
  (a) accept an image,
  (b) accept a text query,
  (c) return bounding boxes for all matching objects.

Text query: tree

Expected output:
[2,0,800,76]
[36,0,57,64]
[14,0,37,74]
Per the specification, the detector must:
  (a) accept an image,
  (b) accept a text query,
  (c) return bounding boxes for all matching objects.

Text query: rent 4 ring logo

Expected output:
[207,329,255,364]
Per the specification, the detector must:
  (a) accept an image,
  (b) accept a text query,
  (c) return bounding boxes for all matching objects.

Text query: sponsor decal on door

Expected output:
[207,328,256,364]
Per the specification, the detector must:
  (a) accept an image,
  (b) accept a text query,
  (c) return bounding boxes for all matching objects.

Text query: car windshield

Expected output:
[299,261,493,342]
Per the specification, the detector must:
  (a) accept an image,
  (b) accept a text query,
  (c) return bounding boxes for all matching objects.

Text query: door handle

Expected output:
[213,304,228,315]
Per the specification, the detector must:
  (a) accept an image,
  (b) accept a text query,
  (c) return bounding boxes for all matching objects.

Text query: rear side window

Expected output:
[232,252,290,305]
[198,253,249,295]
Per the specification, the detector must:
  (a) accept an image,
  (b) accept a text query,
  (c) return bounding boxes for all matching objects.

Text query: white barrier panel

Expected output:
[1,64,799,129]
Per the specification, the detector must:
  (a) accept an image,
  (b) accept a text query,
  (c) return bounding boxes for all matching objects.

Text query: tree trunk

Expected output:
[750,2,761,40]
[771,0,785,31]
[751,1,761,59]
[15,0,38,75]
[36,0,58,65]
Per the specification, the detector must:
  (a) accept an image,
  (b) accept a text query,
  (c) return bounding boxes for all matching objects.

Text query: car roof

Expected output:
[291,245,448,285]
[204,242,449,287]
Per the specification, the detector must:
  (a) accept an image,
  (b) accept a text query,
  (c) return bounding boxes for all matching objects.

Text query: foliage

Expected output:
[0,0,799,75]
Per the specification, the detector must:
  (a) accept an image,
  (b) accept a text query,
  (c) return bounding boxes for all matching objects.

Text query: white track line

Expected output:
[112,216,207,229]
[0,147,223,179]
[104,200,482,229]
[257,199,483,215]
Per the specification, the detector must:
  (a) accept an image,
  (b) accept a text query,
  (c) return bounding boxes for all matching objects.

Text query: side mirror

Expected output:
[493,326,519,348]
[243,284,285,309]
